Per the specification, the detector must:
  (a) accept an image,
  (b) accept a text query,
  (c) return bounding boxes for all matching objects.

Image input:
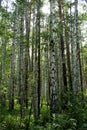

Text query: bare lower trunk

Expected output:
[50,0,58,114]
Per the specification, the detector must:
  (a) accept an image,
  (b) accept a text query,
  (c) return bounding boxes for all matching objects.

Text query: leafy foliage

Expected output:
[0,97,87,130]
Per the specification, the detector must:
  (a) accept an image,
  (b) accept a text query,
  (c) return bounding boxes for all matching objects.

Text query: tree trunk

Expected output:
[57,0,67,110]
[65,27,73,91]
[74,0,80,93]
[50,0,58,114]
[36,0,41,118]
[18,3,25,118]
[9,10,17,110]
[24,1,31,109]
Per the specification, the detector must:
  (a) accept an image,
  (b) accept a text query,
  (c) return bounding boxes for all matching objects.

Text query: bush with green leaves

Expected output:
[38,102,50,126]
[0,94,87,130]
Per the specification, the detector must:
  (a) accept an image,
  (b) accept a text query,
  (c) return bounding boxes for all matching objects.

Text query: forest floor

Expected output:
[0,93,87,130]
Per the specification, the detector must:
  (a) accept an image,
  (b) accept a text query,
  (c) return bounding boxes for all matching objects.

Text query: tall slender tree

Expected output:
[9,8,17,111]
[18,2,25,118]
[24,0,31,109]
[57,0,67,109]
[50,0,58,114]
[34,0,41,119]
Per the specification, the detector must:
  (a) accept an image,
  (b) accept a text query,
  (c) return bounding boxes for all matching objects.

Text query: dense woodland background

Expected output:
[0,0,87,129]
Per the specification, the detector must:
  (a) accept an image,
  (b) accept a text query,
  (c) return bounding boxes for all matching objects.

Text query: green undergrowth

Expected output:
[0,96,87,130]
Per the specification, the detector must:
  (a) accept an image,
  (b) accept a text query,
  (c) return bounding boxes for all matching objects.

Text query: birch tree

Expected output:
[24,0,31,109]
[18,2,25,118]
[50,0,58,114]
[9,8,17,111]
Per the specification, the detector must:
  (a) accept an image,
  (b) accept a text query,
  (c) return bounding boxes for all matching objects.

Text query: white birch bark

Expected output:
[50,0,58,113]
